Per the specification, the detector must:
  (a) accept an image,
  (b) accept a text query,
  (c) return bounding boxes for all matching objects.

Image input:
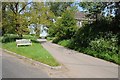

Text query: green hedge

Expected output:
[2,34,22,43]
[1,34,36,43]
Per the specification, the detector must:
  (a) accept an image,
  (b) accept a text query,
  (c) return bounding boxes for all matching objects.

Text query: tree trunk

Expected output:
[95,13,98,23]
[19,34,23,38]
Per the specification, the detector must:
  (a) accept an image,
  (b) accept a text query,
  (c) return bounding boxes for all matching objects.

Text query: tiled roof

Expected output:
[75,11,85,19]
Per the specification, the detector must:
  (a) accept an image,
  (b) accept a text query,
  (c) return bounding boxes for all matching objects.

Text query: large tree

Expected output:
[0,2,1,25]
[48,2,73,17]
[2,2,32,37]
[49,9,77,42]
[79,2,107,22]
[29,2,55,37]
[29,2,55,25]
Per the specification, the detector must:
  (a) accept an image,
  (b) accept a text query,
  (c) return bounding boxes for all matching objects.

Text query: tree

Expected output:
[29,2,55,37]
[48,2,73,17]
[0,2,1,25]
[79,2,107,22]
[2,2,32,37]
[50,9,77,42]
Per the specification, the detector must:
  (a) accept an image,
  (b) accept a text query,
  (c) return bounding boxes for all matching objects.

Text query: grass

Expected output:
[2,41,60,66]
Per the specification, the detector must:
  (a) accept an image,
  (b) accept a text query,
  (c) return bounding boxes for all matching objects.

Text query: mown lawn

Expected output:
[2,41,59,66]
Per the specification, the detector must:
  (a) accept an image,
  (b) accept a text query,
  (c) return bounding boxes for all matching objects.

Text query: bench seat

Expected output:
[16,39,32,47]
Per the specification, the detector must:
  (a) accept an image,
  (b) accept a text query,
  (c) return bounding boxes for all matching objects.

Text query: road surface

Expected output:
[1,49,49,78]
[40,40,119,78]
[1,40,119,78]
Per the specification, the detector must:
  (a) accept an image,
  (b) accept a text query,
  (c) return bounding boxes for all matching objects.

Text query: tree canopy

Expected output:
[2,2,32,37]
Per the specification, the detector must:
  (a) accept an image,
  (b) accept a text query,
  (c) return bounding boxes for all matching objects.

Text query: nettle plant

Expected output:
[89,36,118,54]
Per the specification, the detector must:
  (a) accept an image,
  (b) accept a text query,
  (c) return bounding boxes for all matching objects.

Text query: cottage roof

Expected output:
[75,11,85,20]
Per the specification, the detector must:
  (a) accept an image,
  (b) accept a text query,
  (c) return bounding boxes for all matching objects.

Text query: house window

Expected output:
[77,21,82,27]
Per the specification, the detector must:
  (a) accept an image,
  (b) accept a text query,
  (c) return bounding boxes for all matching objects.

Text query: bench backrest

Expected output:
[16,39,31,44]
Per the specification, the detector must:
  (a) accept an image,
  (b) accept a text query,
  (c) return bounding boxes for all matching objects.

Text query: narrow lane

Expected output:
[1,49,49,78]
[41,41,118,78]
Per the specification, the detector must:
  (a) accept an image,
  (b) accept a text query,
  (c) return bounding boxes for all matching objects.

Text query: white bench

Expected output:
[16,39,32,47]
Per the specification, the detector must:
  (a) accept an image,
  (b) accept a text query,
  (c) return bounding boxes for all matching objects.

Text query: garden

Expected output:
[1,2,120,66]
[1,34,59,66]
[48,3,120,65]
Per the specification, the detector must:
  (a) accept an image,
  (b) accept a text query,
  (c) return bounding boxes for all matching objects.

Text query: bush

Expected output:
[49,12,120,64]
[47,37,54,41]
[89,37,118,54]
[2,34,22,43]
[23,35,37,40]
[52,37,61,43]
[58,39,71,47]
[87,37,119,64]
[0,37,3,42]
[65,18,120,65]
[84,47,119,64]
[1,34,36,43]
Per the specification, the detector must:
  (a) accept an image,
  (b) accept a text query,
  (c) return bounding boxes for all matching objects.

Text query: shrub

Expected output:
[47,37,54,41]
[2,34,22,43]
[52,37,61,43]
[1,34,36,43]
[66,18,120,64]
[0,37,3,42]
[58,39,71,47]
[87,36,119,64]
[23,35,37,40]
[89,37,118,54]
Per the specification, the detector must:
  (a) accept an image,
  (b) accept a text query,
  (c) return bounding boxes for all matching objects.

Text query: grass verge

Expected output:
[2,41,59,66]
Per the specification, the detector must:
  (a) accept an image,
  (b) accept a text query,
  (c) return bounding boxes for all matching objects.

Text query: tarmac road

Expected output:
[1,49,49,78]
[40,40,119,78]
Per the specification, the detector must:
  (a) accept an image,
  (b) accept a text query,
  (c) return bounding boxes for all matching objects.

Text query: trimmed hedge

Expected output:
[1,34,37,43]
[2,34,22,43]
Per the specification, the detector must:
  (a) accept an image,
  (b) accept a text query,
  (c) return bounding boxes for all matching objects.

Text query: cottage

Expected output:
[28,24,36,34]
[28,24,48,38]
[40,25,48,38]
[75,11,95,27]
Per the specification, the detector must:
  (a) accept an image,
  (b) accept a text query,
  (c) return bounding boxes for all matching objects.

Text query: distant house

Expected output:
[28,24,36,34]
[55,11,95,27]
[75,11,95,27]
[28,24,48,38]
[28,12,95,38]
[40,25,48,38]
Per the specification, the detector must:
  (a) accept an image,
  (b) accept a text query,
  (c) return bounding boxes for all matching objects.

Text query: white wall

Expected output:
[40,25,48,38]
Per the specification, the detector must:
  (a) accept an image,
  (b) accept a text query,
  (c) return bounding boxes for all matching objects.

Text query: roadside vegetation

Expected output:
[1,34,59,66]
[48,2,120,65]
[56,18,119,64]
[1,2,61,66]
[1,2,120,66]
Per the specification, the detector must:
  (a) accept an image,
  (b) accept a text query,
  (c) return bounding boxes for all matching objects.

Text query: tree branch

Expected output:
[15,2,19,13]
[19,2,32,13]
[10,4,16,14]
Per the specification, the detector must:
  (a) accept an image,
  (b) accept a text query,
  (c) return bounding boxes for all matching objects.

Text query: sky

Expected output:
[27,0,115,17]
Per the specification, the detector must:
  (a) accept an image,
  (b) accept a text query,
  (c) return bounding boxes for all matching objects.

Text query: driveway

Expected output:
[40,40,118,78]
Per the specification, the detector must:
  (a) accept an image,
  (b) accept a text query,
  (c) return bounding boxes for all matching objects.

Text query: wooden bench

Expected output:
[16,39,32,47]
